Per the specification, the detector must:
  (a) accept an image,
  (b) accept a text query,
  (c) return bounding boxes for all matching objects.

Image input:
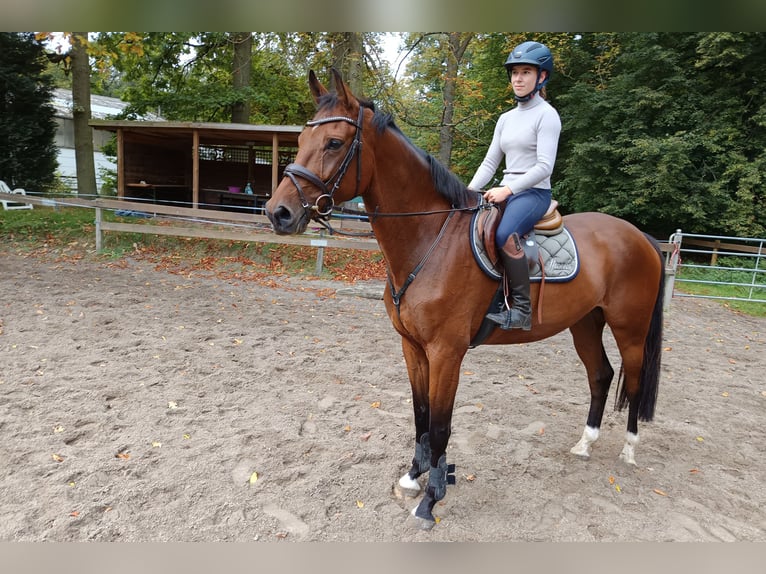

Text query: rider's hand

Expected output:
[483,185,512,203]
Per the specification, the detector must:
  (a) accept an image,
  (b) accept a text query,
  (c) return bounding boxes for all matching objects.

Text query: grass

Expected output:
[674,255,766,317]
[0,205,387,283]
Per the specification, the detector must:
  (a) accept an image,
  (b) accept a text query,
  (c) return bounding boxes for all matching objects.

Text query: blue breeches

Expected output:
[495,187,552,248]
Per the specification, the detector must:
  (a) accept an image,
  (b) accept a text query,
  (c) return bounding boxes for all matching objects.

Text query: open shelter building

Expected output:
[89,120,303,212]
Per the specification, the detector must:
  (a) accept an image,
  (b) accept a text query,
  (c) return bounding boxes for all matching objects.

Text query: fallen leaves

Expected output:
[52,453,64,463]
[248,472,259,485]
[653,489,668,496]
[609,476,621,493]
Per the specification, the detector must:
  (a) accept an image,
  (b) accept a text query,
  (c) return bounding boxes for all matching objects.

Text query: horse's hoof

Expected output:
[409,506,436,530]
[570,445,591,459]
[414,516,436,531]
[396,474,421,498]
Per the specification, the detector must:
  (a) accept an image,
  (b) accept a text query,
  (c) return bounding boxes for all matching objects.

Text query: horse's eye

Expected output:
[327,139,344,151]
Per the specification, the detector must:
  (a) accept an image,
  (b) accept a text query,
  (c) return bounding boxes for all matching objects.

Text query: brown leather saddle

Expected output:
[476,199,563,268]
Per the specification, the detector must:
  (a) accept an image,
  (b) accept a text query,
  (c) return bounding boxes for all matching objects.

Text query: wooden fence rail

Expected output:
[2,192,689,300]
[1,192,377,274]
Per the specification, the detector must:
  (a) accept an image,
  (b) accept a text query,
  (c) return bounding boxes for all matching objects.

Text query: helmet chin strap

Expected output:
[514,71,546,102]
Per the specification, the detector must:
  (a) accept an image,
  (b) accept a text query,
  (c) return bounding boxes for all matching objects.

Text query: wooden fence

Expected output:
[5,191,698,302]
[0,192,377,274]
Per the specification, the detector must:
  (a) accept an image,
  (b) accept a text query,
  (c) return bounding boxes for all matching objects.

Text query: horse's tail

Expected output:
[616,233,665,421]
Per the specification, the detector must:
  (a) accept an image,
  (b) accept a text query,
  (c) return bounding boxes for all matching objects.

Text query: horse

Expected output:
[265,69,665,529]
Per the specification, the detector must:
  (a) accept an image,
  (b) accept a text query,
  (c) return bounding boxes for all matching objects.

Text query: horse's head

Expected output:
[266,69,371,235]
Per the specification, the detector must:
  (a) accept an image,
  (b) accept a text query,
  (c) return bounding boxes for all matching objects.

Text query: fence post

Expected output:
[95,207,102,252]
[663,229,682,310]
[312,231,327,275]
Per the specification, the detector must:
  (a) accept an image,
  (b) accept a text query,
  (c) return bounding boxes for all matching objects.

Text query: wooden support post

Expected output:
[192,129,200,209]
[95,207,103,252]
[116,128,124,199]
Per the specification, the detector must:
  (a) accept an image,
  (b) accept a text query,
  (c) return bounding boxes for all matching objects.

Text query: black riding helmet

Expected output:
[504,41,553,102]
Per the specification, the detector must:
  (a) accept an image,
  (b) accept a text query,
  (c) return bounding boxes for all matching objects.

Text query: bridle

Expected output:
[281,105,365,220]
[278,102,482,314]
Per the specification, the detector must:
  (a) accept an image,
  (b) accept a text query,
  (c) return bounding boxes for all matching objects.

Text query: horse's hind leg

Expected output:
[568,309,614,460]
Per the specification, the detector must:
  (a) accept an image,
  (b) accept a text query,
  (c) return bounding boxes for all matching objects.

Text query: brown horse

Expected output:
[266,70,665,529]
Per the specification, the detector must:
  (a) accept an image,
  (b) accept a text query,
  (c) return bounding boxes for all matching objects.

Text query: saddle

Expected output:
[468,199,578,348]
[476,199,563,268]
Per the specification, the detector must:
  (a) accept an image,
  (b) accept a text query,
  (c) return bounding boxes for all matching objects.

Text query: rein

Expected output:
[314,201,481,238]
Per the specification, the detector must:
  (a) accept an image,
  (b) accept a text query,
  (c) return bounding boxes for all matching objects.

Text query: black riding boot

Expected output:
[486,233,532,331]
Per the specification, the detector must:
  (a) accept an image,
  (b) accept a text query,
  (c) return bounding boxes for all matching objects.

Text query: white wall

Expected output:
[56,148,116,193]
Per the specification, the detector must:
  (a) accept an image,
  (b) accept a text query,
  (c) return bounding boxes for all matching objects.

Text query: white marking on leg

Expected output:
[619,431,639,466]
[570,425,600,458]
[398,473,421,494]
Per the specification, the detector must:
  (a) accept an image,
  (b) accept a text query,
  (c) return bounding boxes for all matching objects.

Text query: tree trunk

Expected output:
[70,32,97,196]
[331,33,364,97]
[231,32,252,123]
[437,33,473,168]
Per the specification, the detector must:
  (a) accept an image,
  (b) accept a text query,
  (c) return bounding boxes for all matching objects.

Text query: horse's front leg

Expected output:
[397,336,431,496]
[411,346,465,529]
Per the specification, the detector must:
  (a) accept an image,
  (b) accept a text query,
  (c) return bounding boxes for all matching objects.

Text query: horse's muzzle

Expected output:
[265,202,307,235]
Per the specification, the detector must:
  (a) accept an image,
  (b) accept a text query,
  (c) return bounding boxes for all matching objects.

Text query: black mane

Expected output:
[316,94,474,209]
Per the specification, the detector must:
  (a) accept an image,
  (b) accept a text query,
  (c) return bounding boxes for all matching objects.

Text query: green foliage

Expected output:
[0,32,58,191]
[25,31,766,239]
[554,32,766,238]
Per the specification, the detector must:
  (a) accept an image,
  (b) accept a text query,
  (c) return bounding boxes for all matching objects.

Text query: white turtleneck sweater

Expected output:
[468,94,561,193]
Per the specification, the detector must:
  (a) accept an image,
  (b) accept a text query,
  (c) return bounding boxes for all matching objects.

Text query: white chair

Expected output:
[0,180,34,210]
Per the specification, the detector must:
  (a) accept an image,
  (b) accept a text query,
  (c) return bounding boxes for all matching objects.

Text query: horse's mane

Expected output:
[316,94,474,209]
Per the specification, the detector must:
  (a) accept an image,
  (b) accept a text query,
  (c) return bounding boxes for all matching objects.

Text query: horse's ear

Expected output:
[331,67,352,107]
[308,70,328,103]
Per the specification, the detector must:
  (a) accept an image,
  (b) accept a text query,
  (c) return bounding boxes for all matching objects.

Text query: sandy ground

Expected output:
[1,250,765,542]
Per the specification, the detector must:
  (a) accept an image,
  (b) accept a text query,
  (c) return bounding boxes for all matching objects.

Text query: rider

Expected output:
[468,40,561,331]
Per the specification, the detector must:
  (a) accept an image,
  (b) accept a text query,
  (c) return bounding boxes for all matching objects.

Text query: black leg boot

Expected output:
[486,233,532,331]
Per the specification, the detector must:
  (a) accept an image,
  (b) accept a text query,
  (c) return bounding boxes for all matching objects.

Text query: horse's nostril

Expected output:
[274,205,292,224]
[267,204,295,234]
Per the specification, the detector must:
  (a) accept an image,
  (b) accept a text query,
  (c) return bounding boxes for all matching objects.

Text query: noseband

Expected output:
[282,105,365,218]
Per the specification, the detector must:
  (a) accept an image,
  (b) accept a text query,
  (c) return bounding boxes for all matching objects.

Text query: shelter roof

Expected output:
[53,88,162,121]
[89,119,303,147]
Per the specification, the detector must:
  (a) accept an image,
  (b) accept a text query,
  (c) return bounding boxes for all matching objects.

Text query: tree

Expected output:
[70,32,97,196]
[556,32,766,237]
[231,32,252,123]
[0,32,57,191]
